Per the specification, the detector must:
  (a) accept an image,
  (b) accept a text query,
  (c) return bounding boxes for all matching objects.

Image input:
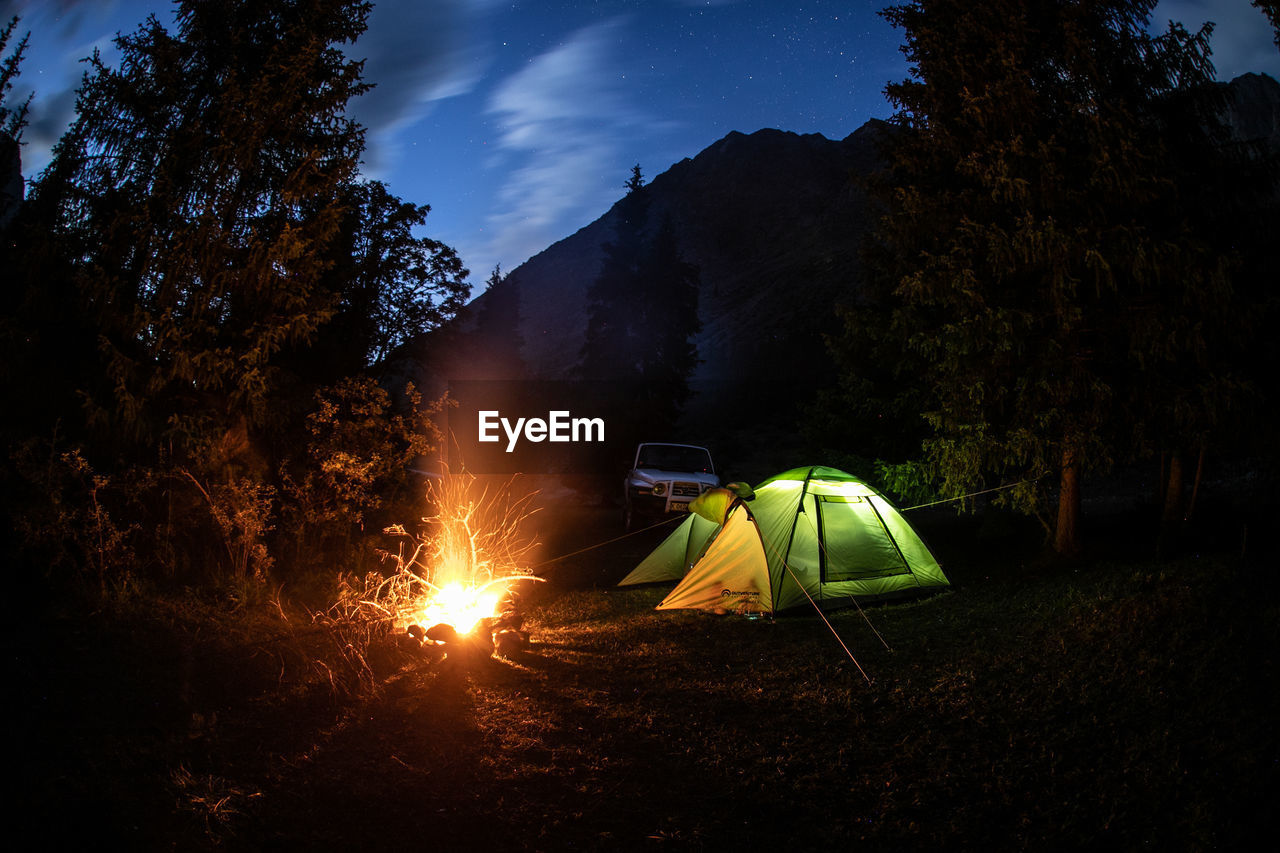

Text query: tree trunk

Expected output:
[1185,446,1205,522]
[1162,452,1184,525]
[1054,447,1080,555]
[1158,451,1189,560]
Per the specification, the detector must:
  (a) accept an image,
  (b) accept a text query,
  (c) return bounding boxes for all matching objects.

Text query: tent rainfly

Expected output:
[618,466,949,613]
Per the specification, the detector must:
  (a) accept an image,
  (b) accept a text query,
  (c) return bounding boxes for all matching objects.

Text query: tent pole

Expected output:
[776,466,815,603]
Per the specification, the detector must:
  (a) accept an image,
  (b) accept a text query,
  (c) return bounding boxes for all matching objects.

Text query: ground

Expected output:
[17,493,1279,850]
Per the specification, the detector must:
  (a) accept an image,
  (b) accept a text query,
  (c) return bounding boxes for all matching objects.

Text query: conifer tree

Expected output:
[31,0,373,466]
[864,0,1229,554]
[474,264,527,379]
[580,165,650,381]
[0,16,27,145]
[579,165,701,439]
[328,179,469,373]
[638,216,701,427]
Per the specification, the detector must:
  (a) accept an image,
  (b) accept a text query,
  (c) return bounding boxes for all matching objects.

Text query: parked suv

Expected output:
[623,442,718,530]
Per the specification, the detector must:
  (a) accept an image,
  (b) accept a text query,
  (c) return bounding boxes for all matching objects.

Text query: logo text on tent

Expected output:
[721,589,760,598]
[478,410,605,453]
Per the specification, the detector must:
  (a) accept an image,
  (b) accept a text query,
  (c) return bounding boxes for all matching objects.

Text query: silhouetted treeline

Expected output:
[0,1,469,597]
[819,0,1280,554]
[579,165,702,448]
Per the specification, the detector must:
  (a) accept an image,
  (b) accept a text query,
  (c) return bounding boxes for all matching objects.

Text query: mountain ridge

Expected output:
[421,72,1280,402]
[468,121,884,386]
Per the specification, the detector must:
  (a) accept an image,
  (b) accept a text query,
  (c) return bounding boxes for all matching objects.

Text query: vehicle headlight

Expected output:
[653,482,667,496]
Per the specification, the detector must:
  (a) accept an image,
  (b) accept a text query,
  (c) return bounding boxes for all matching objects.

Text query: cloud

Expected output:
[4,0,122,177]
[9,0,489,177]
[483,18,647,269]
[348,0,486,176]
[22,84,76,150]
[0,0,116,38]
[1154,0,1280,79]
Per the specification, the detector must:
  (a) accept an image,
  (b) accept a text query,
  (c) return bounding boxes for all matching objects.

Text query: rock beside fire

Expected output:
[405,590,531,665]
[424,623,459,645]
[494,628,530,657]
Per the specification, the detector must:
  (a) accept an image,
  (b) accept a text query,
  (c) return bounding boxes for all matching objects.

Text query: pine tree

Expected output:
[31,0,373,466]
[867,0,1229,554]
[0,16,91,442]
[474,264,527,379]
[638,216,701,428]
[580,165,650,381]
[579,165,701,439]
[0,16,28,144]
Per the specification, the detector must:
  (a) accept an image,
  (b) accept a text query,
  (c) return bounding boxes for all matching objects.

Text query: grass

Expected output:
[18,507,1278,850]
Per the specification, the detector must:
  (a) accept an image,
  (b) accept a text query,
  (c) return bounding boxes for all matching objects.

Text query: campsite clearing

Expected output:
[21,501,1276,849]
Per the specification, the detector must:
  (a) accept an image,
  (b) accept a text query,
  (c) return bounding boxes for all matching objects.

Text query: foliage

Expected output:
[10,444,142,595]
[28,0,372,457]
[471,263,527,378]
[310,570,402,697]
[579,165,652,382]
[281,377,444,569]
[871,458,939,509]
[639,218,701,420]
[1,0,468,590]
[328,179,470,370]
[810,275,933,466]
[180,470,276,584]
[845,0,1238,553]
[0,15,29,142]
[9,435,284,595]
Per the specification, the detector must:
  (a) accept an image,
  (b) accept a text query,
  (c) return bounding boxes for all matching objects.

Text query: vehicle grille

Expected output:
[671,481,701,498]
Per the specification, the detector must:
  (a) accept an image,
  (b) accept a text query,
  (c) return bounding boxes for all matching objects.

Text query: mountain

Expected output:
[405,72,1280,465]
[1218,72,1280,148]
[463,122,883,389]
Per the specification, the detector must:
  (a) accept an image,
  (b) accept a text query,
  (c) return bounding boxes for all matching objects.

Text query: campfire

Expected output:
[379,471,542,660]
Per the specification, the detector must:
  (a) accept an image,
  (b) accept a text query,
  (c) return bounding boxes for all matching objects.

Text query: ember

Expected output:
[380,471,541,659]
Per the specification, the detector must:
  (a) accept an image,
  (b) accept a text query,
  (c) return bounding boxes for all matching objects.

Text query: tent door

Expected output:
[815,494,912,582]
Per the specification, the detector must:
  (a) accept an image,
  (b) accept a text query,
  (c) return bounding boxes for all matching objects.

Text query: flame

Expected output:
[381,471,542,641]
[416,581,506,636]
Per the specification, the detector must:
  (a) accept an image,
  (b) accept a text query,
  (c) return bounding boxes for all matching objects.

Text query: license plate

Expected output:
[667,501,690,513]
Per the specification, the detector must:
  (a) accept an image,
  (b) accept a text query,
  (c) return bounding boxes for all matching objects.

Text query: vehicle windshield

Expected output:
[636,445,714,474]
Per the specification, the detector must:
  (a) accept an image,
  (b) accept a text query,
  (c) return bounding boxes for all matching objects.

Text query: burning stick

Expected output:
[381,471,543,659]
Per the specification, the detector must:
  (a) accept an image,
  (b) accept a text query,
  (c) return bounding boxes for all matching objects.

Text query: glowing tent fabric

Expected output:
[618,466,949,613]
[617,511,720,586]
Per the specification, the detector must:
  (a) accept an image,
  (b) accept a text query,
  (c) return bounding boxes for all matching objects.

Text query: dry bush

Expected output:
[168,764,262,841]
[306,471,541,696]
[10,443,143,596]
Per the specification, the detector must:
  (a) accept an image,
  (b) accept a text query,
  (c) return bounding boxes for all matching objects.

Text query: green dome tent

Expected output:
[618,466,949,613]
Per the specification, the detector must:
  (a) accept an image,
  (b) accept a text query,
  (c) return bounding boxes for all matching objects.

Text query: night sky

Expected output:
[4,0,1278,285]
